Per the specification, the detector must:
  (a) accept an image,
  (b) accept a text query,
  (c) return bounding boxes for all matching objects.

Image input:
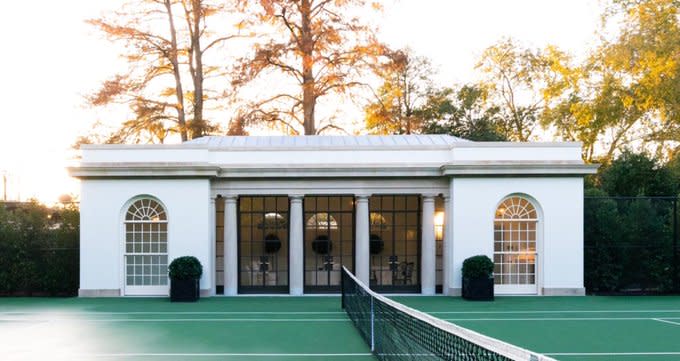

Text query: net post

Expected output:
[674,198,678,293]
[370,295,375,352]
[341,267,345,309]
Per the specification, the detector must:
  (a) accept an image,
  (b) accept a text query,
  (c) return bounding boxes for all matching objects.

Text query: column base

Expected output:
[290,287,303,296]
[224,287,238,296]
[421,287,436,296]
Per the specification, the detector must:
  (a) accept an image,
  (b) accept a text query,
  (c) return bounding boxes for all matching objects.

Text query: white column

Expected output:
[443,195,453,296]
[223,196,238,296]
[355,195,370,285]
[210,197,217,296]
[421,195,436,295]
[289,195,304,296]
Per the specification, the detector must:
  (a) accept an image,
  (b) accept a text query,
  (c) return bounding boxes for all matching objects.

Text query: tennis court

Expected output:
[2,295,680,360]
[399,295,680,360]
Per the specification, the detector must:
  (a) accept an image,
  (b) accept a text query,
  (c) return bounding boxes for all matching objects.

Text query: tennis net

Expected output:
[341,267,556,361]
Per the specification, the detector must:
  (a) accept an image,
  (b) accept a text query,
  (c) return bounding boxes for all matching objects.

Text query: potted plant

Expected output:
[461,255,494,301]
[264,233,282,253]
[168,256,203,302]
[369,234,384,255]
[312,234,332,254]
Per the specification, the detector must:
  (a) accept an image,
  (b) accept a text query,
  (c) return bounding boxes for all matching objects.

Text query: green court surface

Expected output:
[1,296,680,360]
[398,296,680,360]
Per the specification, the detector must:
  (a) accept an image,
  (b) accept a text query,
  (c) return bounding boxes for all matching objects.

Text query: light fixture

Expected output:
[434,211,445,241]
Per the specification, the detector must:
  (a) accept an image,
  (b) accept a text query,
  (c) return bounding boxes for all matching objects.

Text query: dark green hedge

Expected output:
[0,202,79,296]
[584,192,679,294]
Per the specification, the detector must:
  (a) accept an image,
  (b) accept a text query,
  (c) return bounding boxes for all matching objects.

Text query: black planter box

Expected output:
[462,276,494,301]
[170,278,200,302]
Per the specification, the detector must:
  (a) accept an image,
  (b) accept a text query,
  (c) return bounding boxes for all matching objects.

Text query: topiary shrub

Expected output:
[312,235,333,254]
[168,256,203,281]
[462,255,494,301]
[169,256,203,302]
[369,234,384,255]
[462,255,494,279]
[264,233,282,253]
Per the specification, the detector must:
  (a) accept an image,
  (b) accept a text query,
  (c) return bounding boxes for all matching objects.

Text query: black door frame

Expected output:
[369,194,422,294]
[303,195,356,293]
[237,195,290,294]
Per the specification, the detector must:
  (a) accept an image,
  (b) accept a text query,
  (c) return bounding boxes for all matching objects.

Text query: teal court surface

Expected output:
[1,296,680,360]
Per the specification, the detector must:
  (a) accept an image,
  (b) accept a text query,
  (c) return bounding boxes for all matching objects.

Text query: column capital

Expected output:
[422,194,438,201]
[289,194,304,202]
[223,195,238,203]
[355,194,370,201]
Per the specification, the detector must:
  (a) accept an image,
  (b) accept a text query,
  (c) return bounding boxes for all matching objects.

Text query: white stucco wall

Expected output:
[79,178,212,296]
[450,177,584,295]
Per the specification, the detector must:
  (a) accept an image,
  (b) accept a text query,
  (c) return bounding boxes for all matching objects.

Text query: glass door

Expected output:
[303,196,354,293]
[238,196,289,293]
[369,195,421,293]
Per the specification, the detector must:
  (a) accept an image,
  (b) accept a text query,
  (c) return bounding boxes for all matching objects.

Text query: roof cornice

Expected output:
[441,161,599,176]
[68,162,219,178]
[69,161,598,179]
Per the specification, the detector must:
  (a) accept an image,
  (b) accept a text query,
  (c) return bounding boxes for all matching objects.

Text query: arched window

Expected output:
[306,212,338,230]
[124,198,168,290]
[494,196,538,289]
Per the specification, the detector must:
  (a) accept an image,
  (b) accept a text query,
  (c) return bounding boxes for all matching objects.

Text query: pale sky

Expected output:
[0,0,602,205]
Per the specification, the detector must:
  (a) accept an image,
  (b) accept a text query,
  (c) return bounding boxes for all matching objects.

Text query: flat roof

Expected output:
[182,135,469,148]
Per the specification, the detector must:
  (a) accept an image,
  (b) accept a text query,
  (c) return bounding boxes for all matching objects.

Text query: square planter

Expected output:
[462,276,494,301]
[170,278,200,302]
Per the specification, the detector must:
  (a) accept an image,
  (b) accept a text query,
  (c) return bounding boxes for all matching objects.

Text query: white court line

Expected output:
[545,352,680,356]
[5,316,680,322]
[429,309,680,314]
[3,309,680,315]
[445,317,680,321]
[0,318,350,322]
[63,353,373,358]
[0,311,345,315]
[653,318,680,327]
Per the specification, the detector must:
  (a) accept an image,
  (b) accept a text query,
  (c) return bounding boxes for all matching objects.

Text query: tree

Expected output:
[233,0,385,135]
[596,151,678,197]
[604,0,680,145]
[476,39,548,141]
[541,0,680,162]
[364,49,434,135]
[88,0,249,142]
[421,85,507,141]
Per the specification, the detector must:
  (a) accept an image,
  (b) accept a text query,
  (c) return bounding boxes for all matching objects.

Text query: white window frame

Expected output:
[121,197,170,296]
[493,196,540,295]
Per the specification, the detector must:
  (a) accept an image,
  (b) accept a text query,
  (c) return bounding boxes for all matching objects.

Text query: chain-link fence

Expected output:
[585,196,679,294]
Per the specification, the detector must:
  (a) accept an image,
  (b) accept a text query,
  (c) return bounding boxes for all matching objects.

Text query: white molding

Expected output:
[542,287,586,296]
[69,163,219,178]
[454,141,583,148]
[448,287,462,296]
[79,289,121,297]
[70,162,597,179]
[442,163,598,176]
[212,179,450,197]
